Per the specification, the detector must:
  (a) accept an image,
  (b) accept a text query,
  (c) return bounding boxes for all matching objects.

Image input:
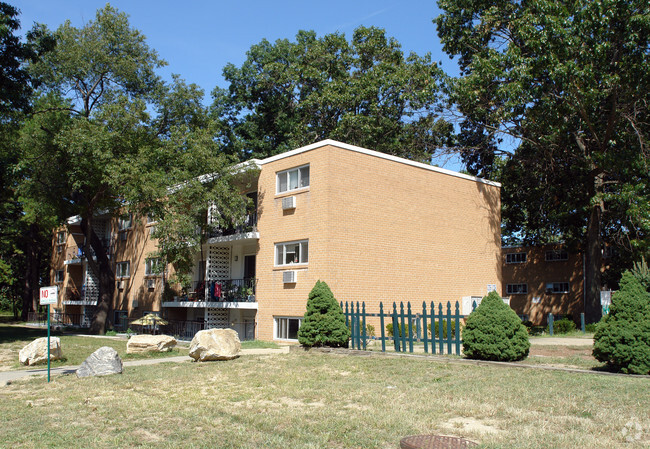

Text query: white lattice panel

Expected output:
[84,266,99,301]
[207,246,230,280]
[92,219,108,239]
[82,306,96,327]
[205,308,229,328]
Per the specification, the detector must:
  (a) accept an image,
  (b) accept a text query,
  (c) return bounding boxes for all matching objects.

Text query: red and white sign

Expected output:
[39,286,58,305]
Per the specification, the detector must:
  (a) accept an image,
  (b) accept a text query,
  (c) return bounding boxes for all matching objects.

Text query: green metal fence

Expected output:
[341,300,475,356]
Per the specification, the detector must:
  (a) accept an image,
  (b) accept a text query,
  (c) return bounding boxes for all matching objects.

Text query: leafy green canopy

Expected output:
[212,26,453,162]
[462,291,530,361]
[436,0,650,320]
[593,272,650,374]
[298,281,350,348]
[16,5,246,332]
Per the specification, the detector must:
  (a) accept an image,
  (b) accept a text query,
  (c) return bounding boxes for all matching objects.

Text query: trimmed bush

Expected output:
[592,272,650,374]
[298,280,350,347]
[427,320,459,338]
[552,318,576,334]
[462,291,530,361]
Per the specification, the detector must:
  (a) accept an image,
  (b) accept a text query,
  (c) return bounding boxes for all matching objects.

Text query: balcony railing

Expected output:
[178,279,257,302]
[64,239,112,262]
[207,213,257,238]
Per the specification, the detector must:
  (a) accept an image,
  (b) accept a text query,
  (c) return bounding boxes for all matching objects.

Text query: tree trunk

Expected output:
[20,223,41,321]
[80,217,115,335]
[584,175,604,324]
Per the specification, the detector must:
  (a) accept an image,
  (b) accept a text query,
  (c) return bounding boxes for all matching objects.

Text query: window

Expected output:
[118,213,133,231]
[506,284,528,294]
[56,231,66,245]
[116,261,130,278]
[276,165,310,194]
[145,258,162,276]
[506,252,527,264]
[146,214,157,224]
[55,270,64,283]
[114,310,128,331]
[275,317,302,340]
[275,240,308,266]
[148,226,157,238]
[545,249,568,261]
[548,282,569,293]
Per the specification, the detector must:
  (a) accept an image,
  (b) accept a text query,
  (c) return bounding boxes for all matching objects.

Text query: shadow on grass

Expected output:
[0,324,64,345]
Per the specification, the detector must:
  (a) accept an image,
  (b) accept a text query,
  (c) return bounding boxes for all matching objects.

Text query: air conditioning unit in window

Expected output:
[283,270,297,283]
[117,280,125,290]
[146,279,156,289]
[545,283,554,293]
[282,196,296,210]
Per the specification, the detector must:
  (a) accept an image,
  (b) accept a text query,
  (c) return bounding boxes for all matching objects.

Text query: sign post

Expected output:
[39,286,57,382]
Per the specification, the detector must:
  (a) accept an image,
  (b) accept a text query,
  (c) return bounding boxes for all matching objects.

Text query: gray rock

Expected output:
[76,346,123,378]
[189,328,241,361]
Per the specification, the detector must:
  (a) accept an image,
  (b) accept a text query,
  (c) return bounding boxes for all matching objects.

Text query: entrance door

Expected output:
[244,255,256,280]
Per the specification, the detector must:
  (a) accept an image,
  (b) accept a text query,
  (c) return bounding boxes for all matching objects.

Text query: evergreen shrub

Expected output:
[427,320,459,338]
[462,291,530,361]
[592,272,650,374]
[297,280,350,347]
[385,323,416,338]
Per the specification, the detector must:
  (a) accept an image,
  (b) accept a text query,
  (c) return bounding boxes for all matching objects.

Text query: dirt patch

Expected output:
[442,417,500,435]
[529,345,593,359]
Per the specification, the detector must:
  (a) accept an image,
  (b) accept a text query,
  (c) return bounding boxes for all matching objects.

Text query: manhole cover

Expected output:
[400,434,479,449]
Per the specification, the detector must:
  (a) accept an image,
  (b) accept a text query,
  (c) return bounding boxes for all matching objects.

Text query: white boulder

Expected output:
[126,334,177,354]
[189,328,241,361]
[19,337,63,366]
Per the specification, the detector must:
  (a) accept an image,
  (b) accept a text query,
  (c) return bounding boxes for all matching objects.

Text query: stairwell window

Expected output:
[275,240,308,266]
[118,213,133,231]
[116,261,130,278]
[506,283,528,294]
[277,164,309,194]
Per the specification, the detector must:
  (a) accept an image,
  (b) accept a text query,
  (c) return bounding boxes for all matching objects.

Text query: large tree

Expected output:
[0,2,56,319]
[436,0,650,322]
[212,26,453,162]
[19,5,244,333]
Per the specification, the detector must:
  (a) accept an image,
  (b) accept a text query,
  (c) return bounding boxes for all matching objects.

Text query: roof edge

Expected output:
[258,139,501,187]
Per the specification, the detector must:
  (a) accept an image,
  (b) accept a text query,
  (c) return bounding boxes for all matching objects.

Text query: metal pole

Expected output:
[47,304,51,383]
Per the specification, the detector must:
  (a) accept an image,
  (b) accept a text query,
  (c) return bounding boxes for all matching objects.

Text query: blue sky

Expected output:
[13,1,458,96]
[12,1,471,169]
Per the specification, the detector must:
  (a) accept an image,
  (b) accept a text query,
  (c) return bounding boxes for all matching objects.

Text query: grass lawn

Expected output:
[0,351,648,448]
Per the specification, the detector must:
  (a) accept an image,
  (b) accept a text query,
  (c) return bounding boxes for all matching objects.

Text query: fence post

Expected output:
[438,303,444,354]
[446,302,453,355]
[361,302,367,350]
[454,302,461,355]
[548,313,554,336]
[430,301,436,355]
[422,302,429,354]
[392,302,399,352]
[380,302,386,353]
[407,302,414,353]
[355,302,361,350]
[580,313,585,334]
[400,302,407,353]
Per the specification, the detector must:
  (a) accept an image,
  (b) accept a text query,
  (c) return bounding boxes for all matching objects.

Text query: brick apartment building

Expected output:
[502,244,586,324]
[50,140,502,342]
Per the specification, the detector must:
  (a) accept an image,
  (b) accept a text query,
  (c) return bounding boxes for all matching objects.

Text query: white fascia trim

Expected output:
[168,159,262,194]
[258,139,501,187]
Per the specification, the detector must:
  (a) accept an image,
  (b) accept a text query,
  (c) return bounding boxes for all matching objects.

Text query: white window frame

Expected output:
[550,282,570,293]
[275,316,302,340]
[145,258,162,276]
[56,231,66,245]
[118,213,133,231]
[545,249,568,262]
[55,270,64,283]
[275,240,308,266]
[276,164,310,194]
[116,261,130,278]
[506,283,528,294]
[506,252,527,264]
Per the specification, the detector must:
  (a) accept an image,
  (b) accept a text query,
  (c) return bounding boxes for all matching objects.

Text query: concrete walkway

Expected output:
[529,336,593,346]
[0,347,290,386]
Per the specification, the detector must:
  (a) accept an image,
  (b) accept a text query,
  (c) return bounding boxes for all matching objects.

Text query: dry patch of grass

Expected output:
[1,351,648,448]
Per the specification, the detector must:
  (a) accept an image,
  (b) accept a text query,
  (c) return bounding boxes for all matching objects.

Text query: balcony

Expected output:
[62,286,98,306]
[207,213,259,244]
[162,279,258,309]
[63,239,111,265]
